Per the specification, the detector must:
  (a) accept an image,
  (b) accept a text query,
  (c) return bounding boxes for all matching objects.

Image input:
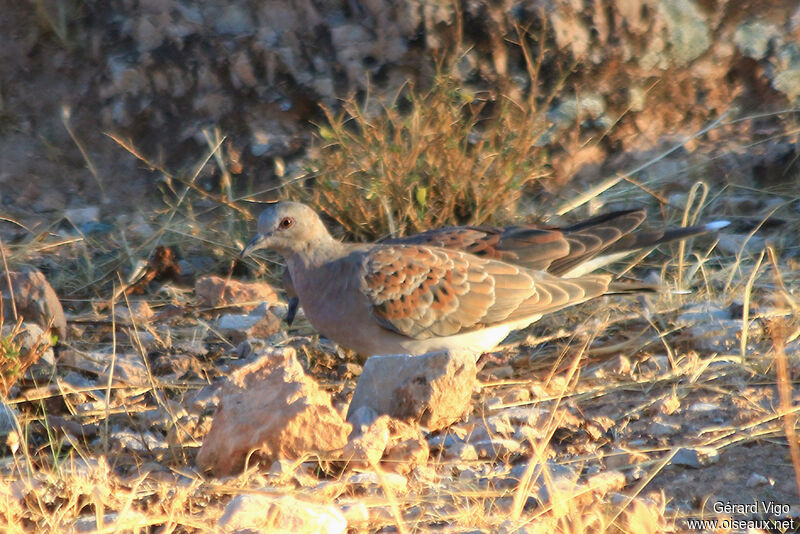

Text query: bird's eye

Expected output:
[278,217,294,230]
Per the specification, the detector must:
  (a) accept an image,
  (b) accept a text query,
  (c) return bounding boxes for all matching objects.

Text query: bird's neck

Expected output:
[287,234,346,271]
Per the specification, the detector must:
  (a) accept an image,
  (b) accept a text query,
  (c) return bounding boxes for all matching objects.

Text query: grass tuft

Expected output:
[288,68,555,240]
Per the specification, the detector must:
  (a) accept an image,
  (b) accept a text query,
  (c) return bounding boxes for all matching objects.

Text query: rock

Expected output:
[151,352,204,379]
[734,20,781,60]
[216,303,282,344]
[0,322,55,393]
[347,351,477,431]
[195,275,279,311]
[268,459,319,488]
[0,270,66,339]
[346,471,408,496]
[0,400,19,438]
[342,417,391,469]
[688,402,720,414]
[640,0,712,69]
[217,494,346,534]
[745,473,770,488]
[656,395,681,416]
[113,301,154,324]
[340,502,369,524]
[502,461,580,505]
[64,206,100,226]
[670,447,719,468]
[472,438,521,459]
[444,442,478,461]
[197,348,351,476]
[382,418,429,474]
[605,448,648,470]
[109,426,167,453]
[462,413,515,442]
[383,435,429,475]
[648,421,681,438]
[347,405,379,430]
[343,415,428,474]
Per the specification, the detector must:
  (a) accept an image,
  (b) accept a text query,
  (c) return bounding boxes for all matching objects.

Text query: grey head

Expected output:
[240,201,336,258]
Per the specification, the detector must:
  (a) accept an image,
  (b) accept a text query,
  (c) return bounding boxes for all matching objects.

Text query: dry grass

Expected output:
[286,28,567,241]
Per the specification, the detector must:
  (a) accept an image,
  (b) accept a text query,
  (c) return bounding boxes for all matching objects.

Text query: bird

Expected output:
[241,202,728,358]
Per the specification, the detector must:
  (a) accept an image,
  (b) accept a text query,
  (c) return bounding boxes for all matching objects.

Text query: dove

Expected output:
[241,202,728,357]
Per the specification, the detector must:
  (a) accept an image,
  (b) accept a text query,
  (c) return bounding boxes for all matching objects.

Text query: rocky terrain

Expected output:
[1,1,800,532]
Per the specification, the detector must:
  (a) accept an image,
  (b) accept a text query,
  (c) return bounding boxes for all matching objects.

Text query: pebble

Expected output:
[670,447,719,468]
[472,438,522,459]
[745,473,770,487]
[649,421,681,437]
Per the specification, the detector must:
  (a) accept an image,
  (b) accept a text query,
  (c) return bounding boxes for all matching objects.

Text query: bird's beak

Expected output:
[240,233,270,259]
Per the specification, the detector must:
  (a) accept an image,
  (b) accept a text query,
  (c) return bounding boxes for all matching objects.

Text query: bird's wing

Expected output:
[359,245,611,339]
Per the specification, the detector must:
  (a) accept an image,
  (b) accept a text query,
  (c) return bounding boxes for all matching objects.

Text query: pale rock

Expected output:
[197,348,351,476]
[216,304,281,345]
[114,301,154,324]
[346,471,408,495]
[109,426,167,453]
[0,270,66,339]
[657,395,681,416]
[342,416,391,469]
[195,275,279,311]
[670,447,719,468]
[0,322,55,391]
[347,351,477,431]
[444,442,478,461]
[340,502,369,524]
[0,400,19,437]
[64,206,100,226]
[383,436,429,475]
[472,438,521,459]
[382,418,429,474]
[745,473,770,488]
[217,494,346,534]
[268,459,319,487]
[605,448,648,470]
[649,421,681,437]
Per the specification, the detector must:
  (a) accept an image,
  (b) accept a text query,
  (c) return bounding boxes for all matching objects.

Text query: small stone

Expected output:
[347,351,477,431]
[217,494,346,534]
[606,354,632,375]
[688,402,719,413]
[64,206,100,226]
[0,400,19,438]
[670,447,719,468]
[649,421,681,437]
[383,435,429,475]
[347,471,408,495]
[109,426,167,453]
[114,301,154,324]
[485,365,513,379]
[1,322,55,392]
[348,405,379,431]
[0,270,66,339]
[217,309,281,345]
[472,438,521,459]
[745,473,769,488]
[340,502,368,524]
[342,417,391,469]
[657,396,681,415]
[444,442,478,461]
[195,275,279,311]
[605,448,648,470]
